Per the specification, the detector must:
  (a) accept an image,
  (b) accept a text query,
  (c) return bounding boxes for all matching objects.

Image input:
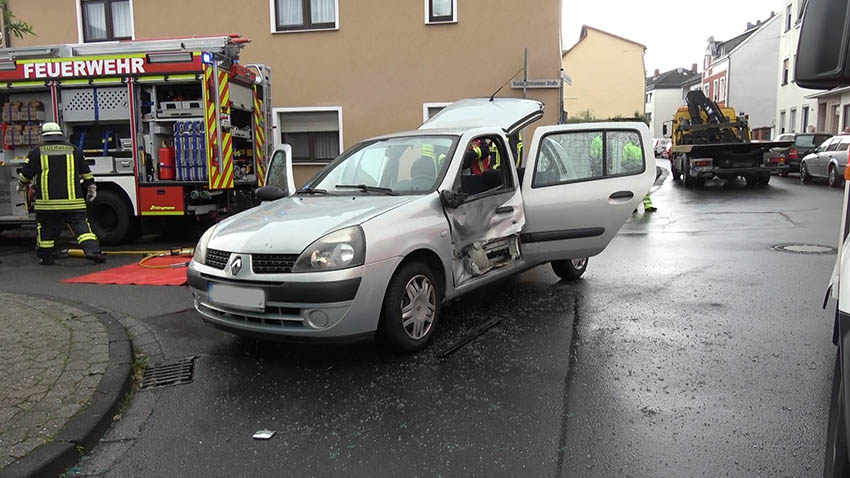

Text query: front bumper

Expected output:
[188,256,402,340]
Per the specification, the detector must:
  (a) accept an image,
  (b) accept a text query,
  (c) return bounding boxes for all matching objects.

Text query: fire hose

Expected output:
[61,247,195,269]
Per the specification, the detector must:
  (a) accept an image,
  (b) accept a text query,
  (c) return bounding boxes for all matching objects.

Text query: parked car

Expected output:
[653,138,671,158]
[187,98,655,352]
[767,132,832,176]
[800,134,850,188]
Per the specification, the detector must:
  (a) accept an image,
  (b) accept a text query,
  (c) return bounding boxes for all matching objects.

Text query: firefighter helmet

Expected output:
[41,122,64,138]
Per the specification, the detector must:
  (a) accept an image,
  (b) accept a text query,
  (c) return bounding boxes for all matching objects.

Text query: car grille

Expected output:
[252,254,299,274]
[205,249,231,270]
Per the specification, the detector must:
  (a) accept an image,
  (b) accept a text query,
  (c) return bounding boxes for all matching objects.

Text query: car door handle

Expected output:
[609,191,634,200]
[495,206,514,214]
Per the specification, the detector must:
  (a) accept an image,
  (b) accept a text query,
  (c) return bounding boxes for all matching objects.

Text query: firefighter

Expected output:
[17,122,106,265]
[489,133,523,170]
[463,138,491,175]
[623,139,656,213]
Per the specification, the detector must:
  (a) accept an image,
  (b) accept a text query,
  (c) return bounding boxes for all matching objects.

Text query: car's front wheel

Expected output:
[551,257,588,281]
[379,261,441,353]
[825,349,850,478]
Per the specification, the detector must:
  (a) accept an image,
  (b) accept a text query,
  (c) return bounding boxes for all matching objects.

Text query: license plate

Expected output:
[208,283,265,311]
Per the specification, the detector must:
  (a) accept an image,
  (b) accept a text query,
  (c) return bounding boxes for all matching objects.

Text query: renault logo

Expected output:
[230,256,243,276]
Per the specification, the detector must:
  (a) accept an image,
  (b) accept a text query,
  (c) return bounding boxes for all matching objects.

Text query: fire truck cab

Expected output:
[0,35,273,244]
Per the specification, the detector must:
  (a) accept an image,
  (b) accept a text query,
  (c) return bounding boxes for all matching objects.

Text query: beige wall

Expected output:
[561,28,645,120]
[10,0,562,182]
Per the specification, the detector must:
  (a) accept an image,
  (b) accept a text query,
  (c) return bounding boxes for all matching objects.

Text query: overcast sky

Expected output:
[562,0,784,75]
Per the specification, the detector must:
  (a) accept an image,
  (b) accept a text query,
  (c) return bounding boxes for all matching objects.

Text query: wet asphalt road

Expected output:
[0,163,840,477]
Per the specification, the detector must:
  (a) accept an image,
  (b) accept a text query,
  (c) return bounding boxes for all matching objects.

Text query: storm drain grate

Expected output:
[139,356,197,389]
[771,243,837,255]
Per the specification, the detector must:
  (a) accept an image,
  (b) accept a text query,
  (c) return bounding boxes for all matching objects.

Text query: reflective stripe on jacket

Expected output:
[21,142,94,212]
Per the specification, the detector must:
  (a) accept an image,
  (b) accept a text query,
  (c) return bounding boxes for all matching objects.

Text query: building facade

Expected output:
[6,0,563,184]
[703,13,780,139]
[561,26,645,120]
[775,0,822,135]
[644,66,701,138]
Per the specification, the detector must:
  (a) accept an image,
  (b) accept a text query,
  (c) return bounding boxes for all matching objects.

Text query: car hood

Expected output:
[208,195,418,254]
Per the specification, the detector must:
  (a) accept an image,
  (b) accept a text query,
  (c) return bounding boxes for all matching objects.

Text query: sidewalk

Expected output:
[0,293,132,478]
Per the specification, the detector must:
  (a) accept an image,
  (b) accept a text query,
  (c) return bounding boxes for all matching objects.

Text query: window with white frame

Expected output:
[273,0,337,32]
[719,78,726,102]
[80,0,133,42]
[277,108,342,163]
[423,102,450,122]
[785,4,792,32]
[426,0,457,23]
[712,80,718,101]
[789,108,797,133]
[779,110,786,134]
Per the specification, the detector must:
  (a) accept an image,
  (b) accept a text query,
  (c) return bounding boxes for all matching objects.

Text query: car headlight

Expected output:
[292,226,366,272]
[193,226,215,264]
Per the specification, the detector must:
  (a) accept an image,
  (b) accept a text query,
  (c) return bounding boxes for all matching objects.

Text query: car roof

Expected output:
[418,98,544,135]
[366,128,467,142]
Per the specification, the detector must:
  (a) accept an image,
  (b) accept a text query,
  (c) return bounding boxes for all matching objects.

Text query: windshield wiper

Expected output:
[295,187,333,196]
[335,184,399,195]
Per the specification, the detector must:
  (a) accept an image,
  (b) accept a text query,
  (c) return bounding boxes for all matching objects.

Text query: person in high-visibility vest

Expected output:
[490,133,524,170]
[18,123,106,265]
[463,138,491,175]
[421,143,448,171]
[623,139,656,212]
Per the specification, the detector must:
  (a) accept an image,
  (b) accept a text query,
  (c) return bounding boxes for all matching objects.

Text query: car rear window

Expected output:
[796,134,832,147]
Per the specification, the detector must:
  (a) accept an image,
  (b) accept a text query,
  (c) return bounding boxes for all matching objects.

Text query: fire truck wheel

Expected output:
[671,163,681,182]
[89,189,131,246]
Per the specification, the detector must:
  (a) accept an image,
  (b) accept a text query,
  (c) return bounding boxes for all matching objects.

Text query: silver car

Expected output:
[800,134,850,188]
[188,99,655,351]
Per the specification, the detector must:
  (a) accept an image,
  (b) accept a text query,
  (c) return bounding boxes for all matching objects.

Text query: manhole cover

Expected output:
[139,356,196,389]
[771,243,837,254]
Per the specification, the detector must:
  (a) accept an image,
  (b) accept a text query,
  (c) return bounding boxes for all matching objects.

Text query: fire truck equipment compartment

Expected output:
[139,186,184,216]
[61,87,130,122]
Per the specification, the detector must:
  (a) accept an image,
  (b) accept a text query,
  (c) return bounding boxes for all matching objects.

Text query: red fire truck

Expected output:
[0,35,273,244]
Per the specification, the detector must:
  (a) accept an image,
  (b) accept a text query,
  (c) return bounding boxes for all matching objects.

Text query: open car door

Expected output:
[264,145,297,196]
[520,122,656,263]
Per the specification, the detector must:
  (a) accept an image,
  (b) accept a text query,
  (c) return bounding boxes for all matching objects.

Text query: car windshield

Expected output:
[795,134,832,147]
[309,135,457,195]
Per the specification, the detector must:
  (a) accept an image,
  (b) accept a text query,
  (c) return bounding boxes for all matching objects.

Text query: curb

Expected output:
[0,297,133,478]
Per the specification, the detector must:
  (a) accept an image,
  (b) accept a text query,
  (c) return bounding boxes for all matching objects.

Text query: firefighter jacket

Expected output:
[20,141,94,212]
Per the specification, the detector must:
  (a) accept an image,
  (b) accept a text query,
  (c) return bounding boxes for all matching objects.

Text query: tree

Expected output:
[0,0,35,47]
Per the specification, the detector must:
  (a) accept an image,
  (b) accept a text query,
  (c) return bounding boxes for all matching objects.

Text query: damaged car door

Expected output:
[441,133,525,287]
[520,122,656,271]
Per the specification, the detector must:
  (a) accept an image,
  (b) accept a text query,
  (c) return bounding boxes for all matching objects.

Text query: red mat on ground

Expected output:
[62,256,189,286]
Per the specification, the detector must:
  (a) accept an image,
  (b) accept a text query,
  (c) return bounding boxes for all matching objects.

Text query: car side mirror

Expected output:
[439,190,468,209]
[662,121,672,138]
[796,0,850,89]
[256,186,287,202]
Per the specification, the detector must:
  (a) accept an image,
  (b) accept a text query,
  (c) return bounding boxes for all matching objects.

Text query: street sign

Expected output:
[511,79,560,89]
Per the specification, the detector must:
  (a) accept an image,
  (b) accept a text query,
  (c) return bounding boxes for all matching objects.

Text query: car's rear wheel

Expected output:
[825,349,850,478]
[379,261,441,353]
[801,162,813,184]
[830,165,845,189]
[551,257,588,281]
